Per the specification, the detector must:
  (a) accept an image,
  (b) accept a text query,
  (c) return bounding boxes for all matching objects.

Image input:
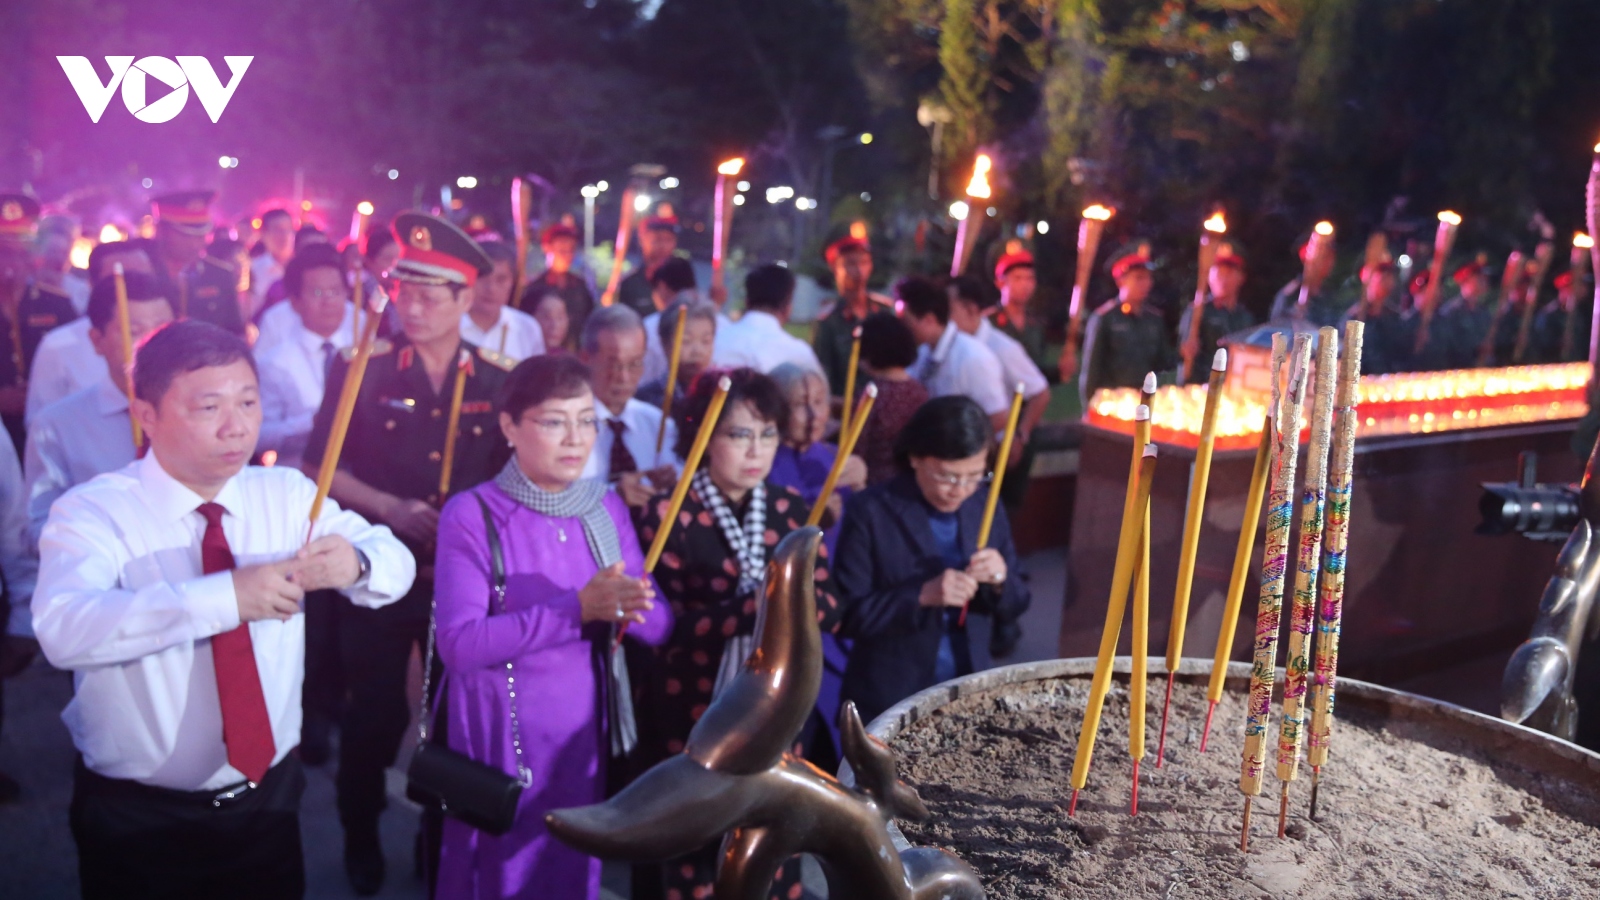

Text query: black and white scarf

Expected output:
[692,469,766,696]
[495,460,637,757]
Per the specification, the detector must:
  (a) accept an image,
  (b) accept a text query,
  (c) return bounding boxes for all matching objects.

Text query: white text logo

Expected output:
[57,56,253,123]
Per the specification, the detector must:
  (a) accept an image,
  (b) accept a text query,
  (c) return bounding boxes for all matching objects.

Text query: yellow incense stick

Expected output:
[111,264,143,450]
[1129,496,1151,814]
[309,295,390,534]
[806,383,877,527]
[841,326,862,431]
[657,306,688,456]
[644,376,732,572]
[437,348,471,501]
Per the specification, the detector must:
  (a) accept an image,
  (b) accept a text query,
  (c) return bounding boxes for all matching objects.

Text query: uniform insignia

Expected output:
[197,287,219,298]
[475,345,516,372]
[409,226,432,250]
[460,401,493,414]
[397,345,415,370]
[338,338,393,362]
[26,315,57,327]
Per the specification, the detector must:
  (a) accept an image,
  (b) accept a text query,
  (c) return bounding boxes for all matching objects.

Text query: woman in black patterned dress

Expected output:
[633,367,841,900]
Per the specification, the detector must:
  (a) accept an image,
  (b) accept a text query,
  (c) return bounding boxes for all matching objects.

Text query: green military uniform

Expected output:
[813,291,894,397]
[992,306,1055,382]
[149,190,245,335]
[1270,277,1346,328]
[1080,299,1176,408]
[1339,300,1415,376]
[0,281,76,450]
[1178,300,1255,384]
[1532,276,1592,364]
[617,268,657,318]
[1430,295,1494,370]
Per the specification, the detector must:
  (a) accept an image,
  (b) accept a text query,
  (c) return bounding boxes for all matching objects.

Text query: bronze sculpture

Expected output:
[546,527,985,900]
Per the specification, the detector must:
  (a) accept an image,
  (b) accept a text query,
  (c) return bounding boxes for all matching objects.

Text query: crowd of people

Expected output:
[0,190,1037,900]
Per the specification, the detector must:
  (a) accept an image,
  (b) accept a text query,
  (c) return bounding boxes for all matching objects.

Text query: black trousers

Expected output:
[70,756,306,900]
[302,589,345,726]
[336,585,429,831]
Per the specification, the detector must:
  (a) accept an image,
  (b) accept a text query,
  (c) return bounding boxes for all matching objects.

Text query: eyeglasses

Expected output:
[716,426,781,449]
[300,288,348,301]
[926,471,992,488]
[525,415,598,436]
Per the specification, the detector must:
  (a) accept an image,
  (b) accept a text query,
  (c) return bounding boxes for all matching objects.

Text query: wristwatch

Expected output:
[354,547,372,586]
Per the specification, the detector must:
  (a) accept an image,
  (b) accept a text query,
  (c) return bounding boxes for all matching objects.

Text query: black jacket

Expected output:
[833,472,1030,725]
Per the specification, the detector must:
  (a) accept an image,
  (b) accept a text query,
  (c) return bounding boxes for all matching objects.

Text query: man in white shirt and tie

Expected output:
[33,320,414,899]
[256,243,356,468]
[715,263,826,377]
[897,275,1011,428]
[458,239,544,361]
[25,239,153,423]
[247,208,295,320]
[579,305,679,510]
[948,274,1051,454]
[25,270,174,540]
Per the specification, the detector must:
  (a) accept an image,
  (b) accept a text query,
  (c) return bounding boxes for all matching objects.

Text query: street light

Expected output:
[456,176,478,189]
[633,193,652,214]
[1037,220,1050,235]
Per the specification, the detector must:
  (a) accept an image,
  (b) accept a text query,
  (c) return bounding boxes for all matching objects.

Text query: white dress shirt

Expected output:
[914,321,1010,416]
[248,253,286,320]
[24,379,138,543]
[582,398,680,481]
[34,454,415,791]
[0,432,38,639]
[460,306,545,361]
[714,309,825,377]
[975,317,1050,401]
[25,318,108,423]
[257,306,356,465]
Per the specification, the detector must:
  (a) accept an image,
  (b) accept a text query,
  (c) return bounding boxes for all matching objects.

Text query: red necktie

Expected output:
[608,418,638,477]
[198,502,275,784]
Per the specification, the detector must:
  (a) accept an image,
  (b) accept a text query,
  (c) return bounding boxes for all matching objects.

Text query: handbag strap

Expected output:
[415,491,532,786]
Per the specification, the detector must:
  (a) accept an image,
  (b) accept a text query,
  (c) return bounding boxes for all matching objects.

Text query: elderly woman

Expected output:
[767,362,866,536]
[431,354,672,899]
[635,298,717,416]
[833,395,1031,724]
[634,367,842,898]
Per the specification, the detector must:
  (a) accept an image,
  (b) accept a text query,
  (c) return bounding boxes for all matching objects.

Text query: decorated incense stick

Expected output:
[1181,211,1227,381]
[656,307,688,455]
[1062,205,1114,377]
[599,185,639,308]
[1239,332,1312,853]
[308,293,390,536]
[806,383,877,528]
[1415,210,1462,353]
[1307,320,1364,820]
[950,153,993,277]
[437,348,471,501]
[1157,348,1228,765]
[841,326,862,432]
[1068,430,1158,817]
[959,382,1026,627]
[643,376,733,574]
[110,263,143,450]
[1275,327,1339,838]
[711,158,744,298]
[1200,418,1270,752]
[1129,497,1151,815]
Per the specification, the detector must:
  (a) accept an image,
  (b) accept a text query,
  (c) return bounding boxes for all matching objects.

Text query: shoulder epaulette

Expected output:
[340,338,394,362]
[868,291,895,307]
[200,256,234,273]
[476,345,516,372]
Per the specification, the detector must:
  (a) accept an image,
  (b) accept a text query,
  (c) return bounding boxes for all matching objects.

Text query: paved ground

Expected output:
[0,548,1069,900]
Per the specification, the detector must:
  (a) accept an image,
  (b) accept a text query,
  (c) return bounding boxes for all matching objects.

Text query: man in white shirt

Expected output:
[579,306,679,510]
[247,208,295,319]
[716,263,825,377]
[459,239,544,361]
[256,243,356,467]
[33,320,414,898]
[641,256,714,385]
[25,271,175,540]
[25,240,154,422]
[948,274,1050,452]
[897,276,1010,427]
[0,386,38,806]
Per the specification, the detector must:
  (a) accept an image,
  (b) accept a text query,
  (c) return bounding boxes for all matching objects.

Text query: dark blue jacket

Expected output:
[833,472,1031,725]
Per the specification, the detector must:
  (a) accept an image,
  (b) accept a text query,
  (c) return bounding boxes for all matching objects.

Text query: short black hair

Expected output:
[744,263,795,314]
[893,395,992,471]
[860,311,918,370]
[896,275,949,326]
[364,227,396,262]
[87,271,171,332]
[294,225,328,251]
[674,367,789,464]
[207,237,244,262]
[477,239,517,266]
[260,208,293,229]
[658,298,718,345]
[949,274,996,310]
[133,320,257,406]
[649,257,696,293]
[500,354,593,422]
[87,240,151,282]
[283,243,347,300]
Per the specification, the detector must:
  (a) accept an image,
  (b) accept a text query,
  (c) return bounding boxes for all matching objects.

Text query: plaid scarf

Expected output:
[692,469,766,697]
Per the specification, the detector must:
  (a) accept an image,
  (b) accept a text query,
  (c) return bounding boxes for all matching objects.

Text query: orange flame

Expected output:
[965,154,993,200]
[1082,204,1114,222]
[1575,232,1594,250]
[717,157,745,177]
[1437,210,1462,226]
[356,201,374,216]
[1203,211,1227,234]
[1314,220,1335,236]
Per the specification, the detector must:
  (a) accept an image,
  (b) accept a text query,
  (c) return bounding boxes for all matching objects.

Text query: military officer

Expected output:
[616,209,680,318]
[0,194,77,452]
[148,190,246,336]
[1533,270,1592,363]
[812,235,894,400]
[1339,254,1415,375]
[302,213,513,895]
[1177,241,1256,384]
[1269,229,1342,327]
[1079,241,1176,410]
[1432,258,1497,370]
[990,249,1056,381]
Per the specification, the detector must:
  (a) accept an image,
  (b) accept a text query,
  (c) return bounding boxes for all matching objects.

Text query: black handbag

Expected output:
[404,493,529,836]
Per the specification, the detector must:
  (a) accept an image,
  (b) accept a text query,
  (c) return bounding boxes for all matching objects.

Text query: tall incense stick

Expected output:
[111,263,143,450]
[1239,332,1311,852]
[308,293,389,539]
[960,382,1026,627]
[1158,348,1227,765]
[1308,320,1364,820]
[657,307,688,455]
[644,375,732,574]
[806,383,877,528]
[1129,494,1151,815]
[437,348,471,501]
[841,326,862,432]
[1200,419,1269,752]
[1275,327,1339,838]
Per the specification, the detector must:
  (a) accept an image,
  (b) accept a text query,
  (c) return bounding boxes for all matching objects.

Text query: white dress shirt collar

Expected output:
[288,303,355,354]
[92,376,130,416]
[932,320,961,363]
[137,450,244,526]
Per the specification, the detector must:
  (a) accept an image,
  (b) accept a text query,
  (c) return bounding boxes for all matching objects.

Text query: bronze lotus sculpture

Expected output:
[545,527,984,900]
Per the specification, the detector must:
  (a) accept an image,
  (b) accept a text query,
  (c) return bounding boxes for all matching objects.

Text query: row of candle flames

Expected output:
[1066,323,1365,855]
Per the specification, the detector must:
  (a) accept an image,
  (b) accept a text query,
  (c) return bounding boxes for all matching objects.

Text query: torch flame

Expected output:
[717,157,746,177]
[1575,232,1594,250]
[849,220,868,240]
[1203,211,1227,234]
[1314,220,1335,236]
[97,223,121,244]
[1438,210,1462,226]
[964,154,993,200]
[356,201,374,216]
[1083,204,1114,222]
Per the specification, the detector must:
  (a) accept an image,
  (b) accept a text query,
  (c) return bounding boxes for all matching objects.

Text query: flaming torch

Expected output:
[1564,232,1594,362]
[1181,209,1228,382]
[712,157,745,301]
[1061,204,1115,378]
[1416,210,1462,354]
[511,178,533,308]
[950,153,993,278]
[1295,221,1336,317]
[348,200,373,245]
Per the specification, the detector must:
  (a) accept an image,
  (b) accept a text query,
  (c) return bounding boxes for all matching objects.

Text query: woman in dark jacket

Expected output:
[833,395,1031,724]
